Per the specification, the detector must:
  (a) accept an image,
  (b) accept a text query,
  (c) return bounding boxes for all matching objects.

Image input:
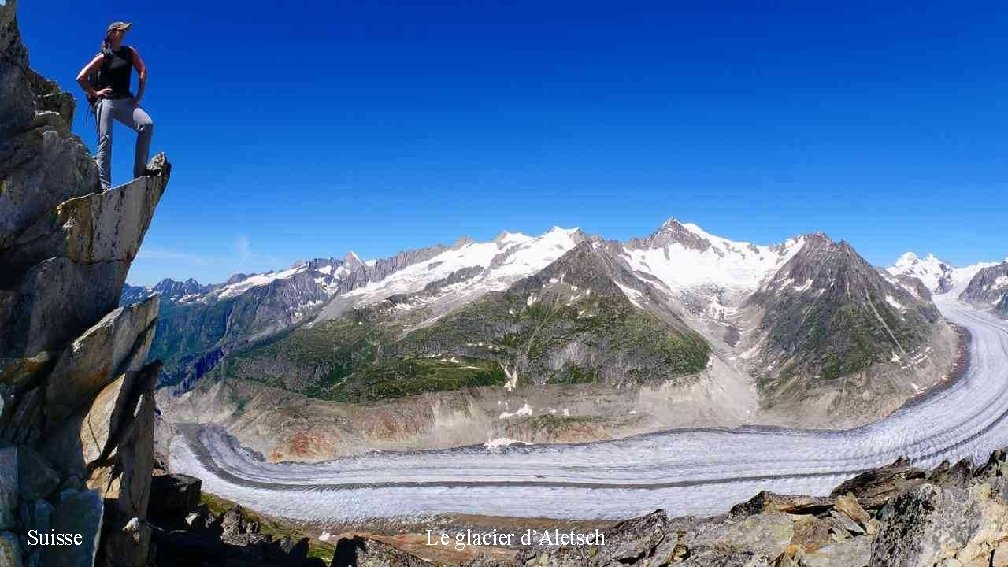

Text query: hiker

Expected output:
[75,21,154,191]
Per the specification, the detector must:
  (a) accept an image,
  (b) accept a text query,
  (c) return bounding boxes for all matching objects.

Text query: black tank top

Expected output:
[100,46,134,99]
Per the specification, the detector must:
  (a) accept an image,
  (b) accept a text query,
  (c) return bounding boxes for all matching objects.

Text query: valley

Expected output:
[149,221,983,463]
[167,291,1008,523]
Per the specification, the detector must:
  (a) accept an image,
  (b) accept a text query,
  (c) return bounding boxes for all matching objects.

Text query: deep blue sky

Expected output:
[19,1,1008,285]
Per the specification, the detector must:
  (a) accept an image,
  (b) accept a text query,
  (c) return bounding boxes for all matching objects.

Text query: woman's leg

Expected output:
[94,99,115,191]
[110,98,155,179]
[130,103,155,178]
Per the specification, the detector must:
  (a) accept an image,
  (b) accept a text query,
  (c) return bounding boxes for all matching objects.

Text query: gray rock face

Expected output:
[46,489,103,567]
[42,298,159,427]
[0,2,169,565]
[147,473,202,520]
[0,447,15,530]
[15,446,58,502]
[960,261,1008,317]
[0,3,98,257]
[0,158,169,364]
[624,217,712,252]
[0,531,23,567]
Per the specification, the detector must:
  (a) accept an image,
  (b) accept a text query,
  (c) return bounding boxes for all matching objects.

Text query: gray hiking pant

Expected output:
[94,97,154,191]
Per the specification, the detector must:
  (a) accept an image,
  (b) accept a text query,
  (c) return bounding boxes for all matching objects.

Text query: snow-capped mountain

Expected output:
[315,226,586,323]
[621,219,806,319]
[887,253,956,294]
[128,228,587,390]
[134,219,978,401]
[887,252,1003,295]
[960,261,1008,317]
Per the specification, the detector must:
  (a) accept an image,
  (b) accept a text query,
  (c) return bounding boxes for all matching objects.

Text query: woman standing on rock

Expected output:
[76,21,154,191]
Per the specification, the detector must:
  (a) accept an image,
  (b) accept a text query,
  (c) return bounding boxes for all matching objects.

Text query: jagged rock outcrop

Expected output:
[0,1,170,565]
[143,474,327,566]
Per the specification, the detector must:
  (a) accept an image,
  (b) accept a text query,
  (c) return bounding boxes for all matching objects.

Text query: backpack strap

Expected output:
[87,50,115,109]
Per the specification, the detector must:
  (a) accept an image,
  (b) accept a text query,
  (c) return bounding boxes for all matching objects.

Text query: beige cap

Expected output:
[106,21,132,34]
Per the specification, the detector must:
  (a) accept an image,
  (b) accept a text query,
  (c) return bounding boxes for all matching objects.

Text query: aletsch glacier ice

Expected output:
[170,289,1008,522]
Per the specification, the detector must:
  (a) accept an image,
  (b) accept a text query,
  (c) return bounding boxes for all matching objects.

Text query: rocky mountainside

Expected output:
[1,1,169,564]
[125,247,444,391]
[959,261,1008,318]
[127,229,588,392]
[157,218,956,411]
[741,236,961,423]
[749,234,941,382]
[216,239,710,404]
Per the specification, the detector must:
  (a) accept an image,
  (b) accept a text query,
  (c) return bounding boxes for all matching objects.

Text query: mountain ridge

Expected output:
[130,220,988,404]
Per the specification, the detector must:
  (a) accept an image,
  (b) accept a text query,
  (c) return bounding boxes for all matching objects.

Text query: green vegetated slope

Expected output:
[216,242,710,403]
[148,298,234,382]
[749,234,940,386]
[146,273,331,390]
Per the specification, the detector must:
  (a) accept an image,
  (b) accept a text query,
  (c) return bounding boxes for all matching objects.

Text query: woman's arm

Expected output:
[131,48,148,104]
[76,54,111,100]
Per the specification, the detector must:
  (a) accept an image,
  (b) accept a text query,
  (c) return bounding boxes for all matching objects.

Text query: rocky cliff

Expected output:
[960,262,1008,318]
[0,1,169,565]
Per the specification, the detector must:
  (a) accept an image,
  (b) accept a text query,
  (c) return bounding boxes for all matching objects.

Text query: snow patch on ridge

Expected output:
[624,224,805,294]
[341,227,581,308]
[888,252,1003,295]
[214,267,305,299]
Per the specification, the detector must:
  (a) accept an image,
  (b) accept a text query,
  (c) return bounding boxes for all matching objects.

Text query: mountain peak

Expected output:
[342,251,364,270]
[658,217,686,230]
[893,251,950,270]
[887,252,957,294]
[800,231,833,245]
[453,236,476,248]
[628,218,712,252]
[894,251,921,267]
[547,226,581,236]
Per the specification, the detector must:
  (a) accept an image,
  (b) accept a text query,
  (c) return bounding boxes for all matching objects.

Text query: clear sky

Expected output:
[19,1,1008,286]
